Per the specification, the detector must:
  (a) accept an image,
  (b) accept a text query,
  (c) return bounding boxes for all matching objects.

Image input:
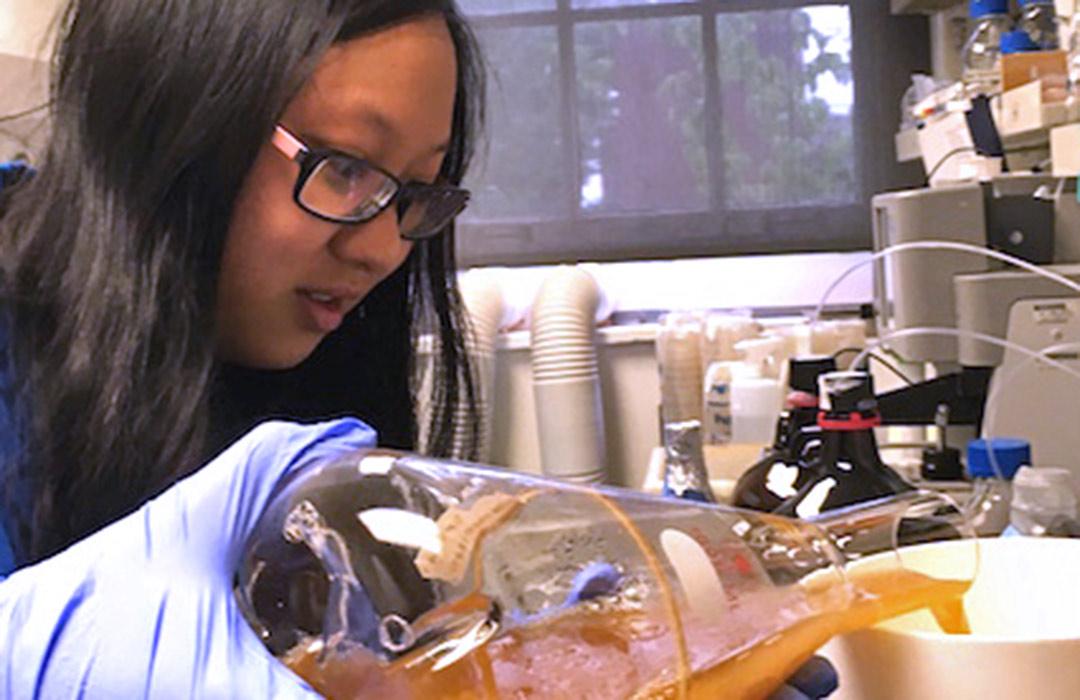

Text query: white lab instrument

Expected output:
[870,173,1080,485]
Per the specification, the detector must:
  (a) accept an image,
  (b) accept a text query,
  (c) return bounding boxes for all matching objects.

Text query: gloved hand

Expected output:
[769,656,839,700]
[0,418,376,698]
[0,159,34,193]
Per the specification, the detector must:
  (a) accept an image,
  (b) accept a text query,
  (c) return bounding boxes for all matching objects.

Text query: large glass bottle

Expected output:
[964,437,1029,536]
[1017,0,1060,51]
[773,371,914,520]
[731,356,836,512]
[236,447,975,699]
[961,0,1013,97]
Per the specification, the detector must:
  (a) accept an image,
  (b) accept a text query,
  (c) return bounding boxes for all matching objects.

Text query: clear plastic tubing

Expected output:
[810,240,1080,327]
[851,329,1080,481]
[810,240,1080,482]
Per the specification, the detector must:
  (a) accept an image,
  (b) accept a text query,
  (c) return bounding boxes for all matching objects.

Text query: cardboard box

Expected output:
[1001,50,1068,100]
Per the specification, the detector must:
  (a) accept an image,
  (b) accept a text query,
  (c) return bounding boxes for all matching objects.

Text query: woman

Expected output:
[0,0,835,697]
[0,0,481,569]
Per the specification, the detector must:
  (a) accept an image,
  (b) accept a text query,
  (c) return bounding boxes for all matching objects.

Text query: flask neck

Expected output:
[810,491,977,577]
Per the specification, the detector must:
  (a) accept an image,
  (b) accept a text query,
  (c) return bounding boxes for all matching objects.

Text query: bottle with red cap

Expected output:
[773,371,914,519]
[731,356,837,511]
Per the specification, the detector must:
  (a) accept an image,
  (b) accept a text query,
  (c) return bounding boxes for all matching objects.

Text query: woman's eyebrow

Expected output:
[353,105,399,147]
[340,106,451,157]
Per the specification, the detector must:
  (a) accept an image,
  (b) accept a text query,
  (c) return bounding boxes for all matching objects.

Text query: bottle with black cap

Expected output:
[773,370,914,519]
[731,356,837,511]
[920,404,964,482]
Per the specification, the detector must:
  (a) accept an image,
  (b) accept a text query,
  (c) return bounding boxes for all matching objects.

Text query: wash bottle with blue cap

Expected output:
[965,437,1030,536]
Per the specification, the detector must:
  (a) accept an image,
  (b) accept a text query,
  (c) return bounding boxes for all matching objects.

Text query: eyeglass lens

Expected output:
[298,154,466,238]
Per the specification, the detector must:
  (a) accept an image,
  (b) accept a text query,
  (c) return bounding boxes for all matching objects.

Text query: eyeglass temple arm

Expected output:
[271,125,307,162]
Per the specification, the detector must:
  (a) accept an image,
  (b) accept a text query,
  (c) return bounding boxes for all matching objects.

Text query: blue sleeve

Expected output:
[0,519,13,580]
[0,319,20,578]
[0,161,34,194]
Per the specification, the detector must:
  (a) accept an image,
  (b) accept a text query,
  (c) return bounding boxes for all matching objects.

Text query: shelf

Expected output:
[996,81,1078,147]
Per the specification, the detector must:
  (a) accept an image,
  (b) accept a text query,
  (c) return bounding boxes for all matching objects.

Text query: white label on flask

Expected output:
[765,462,799,499]
[357,454,396,476]
[414,493,526,584]
[660,528,728,625]
[358,508,442,555]
[796,477,837,520]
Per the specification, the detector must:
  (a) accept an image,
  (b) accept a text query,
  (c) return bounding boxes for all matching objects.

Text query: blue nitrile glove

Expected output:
[0,160,34,193]
[769,656,839,700]
[0,418,376,698]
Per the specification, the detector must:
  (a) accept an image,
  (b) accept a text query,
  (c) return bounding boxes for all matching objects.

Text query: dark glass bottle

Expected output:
[731,356,836,511]
[772,370,914,519]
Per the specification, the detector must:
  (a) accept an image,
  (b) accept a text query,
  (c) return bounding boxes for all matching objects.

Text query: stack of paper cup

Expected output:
[811,319,868,364]
[700,312,761,365]
[657,312,705,423]
[766,320,811,359]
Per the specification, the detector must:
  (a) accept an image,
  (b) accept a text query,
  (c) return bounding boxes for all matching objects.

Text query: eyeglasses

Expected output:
[270,125,470,241]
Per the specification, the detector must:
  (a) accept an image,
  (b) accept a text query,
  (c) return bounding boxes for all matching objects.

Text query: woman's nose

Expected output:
[327,206,412,274]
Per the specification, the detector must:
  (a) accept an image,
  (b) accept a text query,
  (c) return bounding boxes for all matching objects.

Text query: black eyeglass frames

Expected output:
[270,125,470,241]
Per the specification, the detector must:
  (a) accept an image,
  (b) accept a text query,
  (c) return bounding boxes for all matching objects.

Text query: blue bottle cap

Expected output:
[970,0,1009,17]
[967,438,1031,479]
[1001,30,1040,54]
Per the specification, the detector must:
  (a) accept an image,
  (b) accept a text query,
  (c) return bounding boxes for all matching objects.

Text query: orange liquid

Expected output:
[662,569,970,699]
[285,567,969,700]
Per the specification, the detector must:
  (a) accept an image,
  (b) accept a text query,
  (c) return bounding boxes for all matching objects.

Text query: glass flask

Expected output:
[236,450,976,699]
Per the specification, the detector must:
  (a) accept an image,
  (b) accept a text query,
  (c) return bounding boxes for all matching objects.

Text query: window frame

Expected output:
[457,0,930,266]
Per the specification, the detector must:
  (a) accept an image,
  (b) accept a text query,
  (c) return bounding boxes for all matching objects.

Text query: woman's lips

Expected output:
[296,289,357,333]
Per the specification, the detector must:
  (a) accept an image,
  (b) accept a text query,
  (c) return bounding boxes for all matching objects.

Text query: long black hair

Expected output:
[0,0,483,565]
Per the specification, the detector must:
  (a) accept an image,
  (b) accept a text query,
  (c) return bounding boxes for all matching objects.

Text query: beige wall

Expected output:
[0,0,58,159]
[0,0,62,60]
[0,52,49,160]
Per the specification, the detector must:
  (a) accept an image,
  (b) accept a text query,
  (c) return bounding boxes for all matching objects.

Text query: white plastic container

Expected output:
[729,362,783,444]
[701,360,734,446]
[1010,466,1080,536]
[825,537,1080,700]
